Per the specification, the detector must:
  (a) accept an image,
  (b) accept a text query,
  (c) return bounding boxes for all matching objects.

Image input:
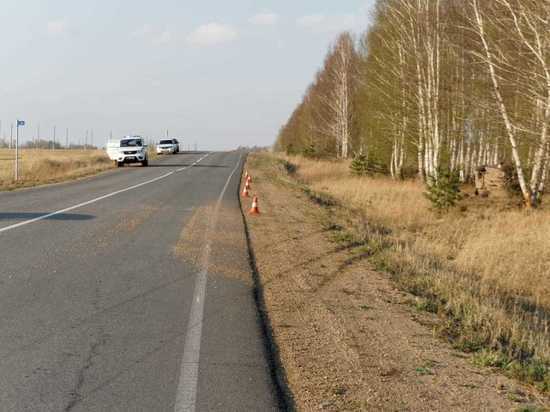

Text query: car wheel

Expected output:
[142,159,149,167]
[117,162,124,167]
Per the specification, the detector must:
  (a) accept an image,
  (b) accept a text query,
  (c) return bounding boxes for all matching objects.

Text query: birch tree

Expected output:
[276,0,550,206]
[315,33,357,159]
[470,0,550,206]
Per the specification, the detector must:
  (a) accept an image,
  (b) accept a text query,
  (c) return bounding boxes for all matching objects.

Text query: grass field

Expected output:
[281,154,550,391]
[0,149,114,190]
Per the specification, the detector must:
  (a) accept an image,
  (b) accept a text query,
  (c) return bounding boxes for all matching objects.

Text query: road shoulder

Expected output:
[242,152,546,411]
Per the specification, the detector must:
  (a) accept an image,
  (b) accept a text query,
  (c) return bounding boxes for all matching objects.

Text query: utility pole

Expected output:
[85,130,88,150]
[66,128,69,149]
[91,129,94,149]
[53,125,56,150]
[10,123,13,150]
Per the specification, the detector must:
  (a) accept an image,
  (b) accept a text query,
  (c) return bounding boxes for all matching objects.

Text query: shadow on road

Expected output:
[148,163,230,168]
[0,212,95,221]
[176,151,211,155]
[155,151,210,157]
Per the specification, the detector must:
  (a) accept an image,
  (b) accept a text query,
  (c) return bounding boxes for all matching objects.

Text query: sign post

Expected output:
[15,120,25,181]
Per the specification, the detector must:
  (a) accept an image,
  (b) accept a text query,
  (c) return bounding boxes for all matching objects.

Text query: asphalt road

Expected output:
[0,151,279,411]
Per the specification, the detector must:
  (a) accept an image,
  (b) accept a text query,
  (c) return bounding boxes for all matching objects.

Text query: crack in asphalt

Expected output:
[64,331,108,412]
[64,283,107,412]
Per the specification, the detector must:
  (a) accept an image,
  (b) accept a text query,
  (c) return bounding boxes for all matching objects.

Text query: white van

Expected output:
[106,136,149,167]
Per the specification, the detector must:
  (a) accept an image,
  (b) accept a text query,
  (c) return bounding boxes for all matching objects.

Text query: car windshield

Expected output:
[120,139,142,147]
[159,140,173,145]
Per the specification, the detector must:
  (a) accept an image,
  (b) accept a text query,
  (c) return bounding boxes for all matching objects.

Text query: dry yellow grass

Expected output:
[247,153,545,410]
[282,154,550,381]
[0,149,114,190]
[295,160,431,231]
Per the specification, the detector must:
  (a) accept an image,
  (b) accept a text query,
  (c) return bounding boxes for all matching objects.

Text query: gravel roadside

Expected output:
[242,152,547,412]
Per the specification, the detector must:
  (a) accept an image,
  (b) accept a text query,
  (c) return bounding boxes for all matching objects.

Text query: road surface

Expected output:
[0,151,279,411]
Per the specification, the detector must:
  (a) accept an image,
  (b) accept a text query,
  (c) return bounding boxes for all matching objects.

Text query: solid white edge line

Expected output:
[174,153,243,412]
[0,153,211,234]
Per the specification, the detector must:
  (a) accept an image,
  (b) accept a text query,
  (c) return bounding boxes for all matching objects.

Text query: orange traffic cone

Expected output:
[245,177,251,190]
[249,196,260,215]
[244,170,249,179]
[246,175,252,184]
[242,184,250,198]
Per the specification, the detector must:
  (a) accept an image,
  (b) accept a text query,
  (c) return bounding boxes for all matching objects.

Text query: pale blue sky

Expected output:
[0,1,375,149]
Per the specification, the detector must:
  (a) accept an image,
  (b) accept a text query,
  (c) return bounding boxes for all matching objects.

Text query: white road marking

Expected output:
[0,153,210,234]
[174,154,242,412]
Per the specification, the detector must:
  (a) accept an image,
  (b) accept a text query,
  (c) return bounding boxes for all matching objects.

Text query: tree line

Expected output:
[0,139,98,150]
[275,0,550,207]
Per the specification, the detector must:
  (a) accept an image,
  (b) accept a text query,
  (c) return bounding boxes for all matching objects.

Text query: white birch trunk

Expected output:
[471,0,532,205]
